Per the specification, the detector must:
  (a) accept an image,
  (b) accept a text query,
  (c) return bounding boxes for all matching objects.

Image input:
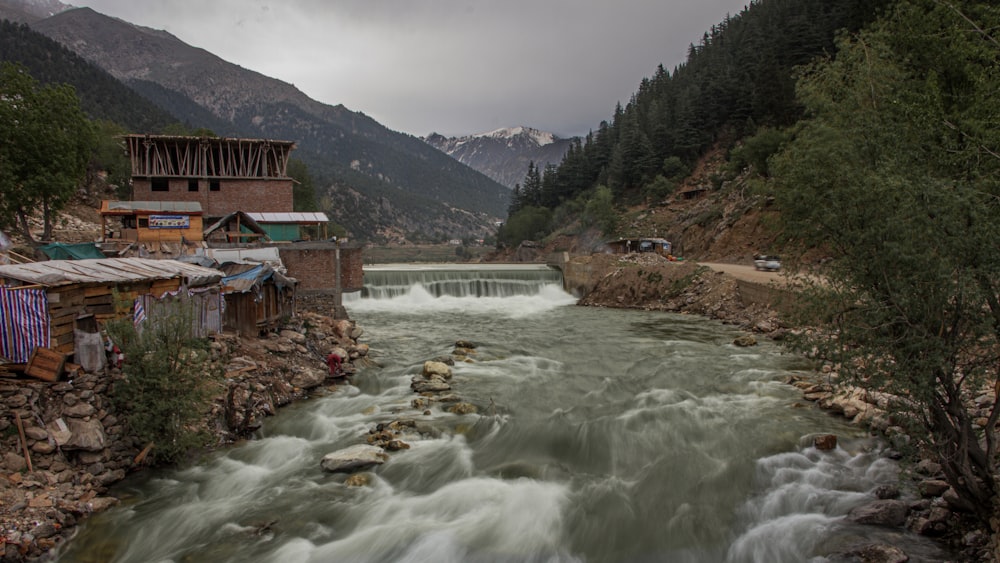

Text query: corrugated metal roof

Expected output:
[246,212,329,223]
[103,201,203,213]
[221,278,258,294]
[219,263,296,294]
[0,258,222,287]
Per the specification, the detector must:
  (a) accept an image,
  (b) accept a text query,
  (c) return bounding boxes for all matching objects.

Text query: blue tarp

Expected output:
[0,286,50,363]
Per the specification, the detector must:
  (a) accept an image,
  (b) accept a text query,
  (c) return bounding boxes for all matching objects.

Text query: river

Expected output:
[55,264,949,562]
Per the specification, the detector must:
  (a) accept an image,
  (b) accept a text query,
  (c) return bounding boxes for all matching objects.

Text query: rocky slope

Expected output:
[0,304,369,561]
[563,252,994,561]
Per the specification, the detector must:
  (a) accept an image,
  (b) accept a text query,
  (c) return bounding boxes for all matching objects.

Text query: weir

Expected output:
[359,264,563,299]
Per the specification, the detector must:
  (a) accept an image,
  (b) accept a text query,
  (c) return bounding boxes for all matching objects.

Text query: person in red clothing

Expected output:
[326,352,343,377]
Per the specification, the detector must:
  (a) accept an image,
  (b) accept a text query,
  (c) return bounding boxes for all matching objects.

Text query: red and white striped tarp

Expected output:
[0,286,50,363]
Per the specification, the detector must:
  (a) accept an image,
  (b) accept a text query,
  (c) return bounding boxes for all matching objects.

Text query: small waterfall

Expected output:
[359,264,564,299]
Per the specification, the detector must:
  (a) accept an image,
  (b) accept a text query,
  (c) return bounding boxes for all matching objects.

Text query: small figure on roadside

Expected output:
[326,351,343,377]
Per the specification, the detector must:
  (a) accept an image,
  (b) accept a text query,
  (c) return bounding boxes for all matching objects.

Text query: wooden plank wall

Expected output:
[46,279,181,354]
[223,293,258,337]
[137,216,204,243]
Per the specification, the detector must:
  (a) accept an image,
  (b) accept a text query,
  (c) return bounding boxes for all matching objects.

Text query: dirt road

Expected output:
[699,262,787,284]
[700,262,823,288]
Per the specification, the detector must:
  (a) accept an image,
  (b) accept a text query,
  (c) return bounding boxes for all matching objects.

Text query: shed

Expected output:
[220,263,297,336]
[100,200,204,243]
[604,238,672,257]
[203,211,271,245]
[246,212,329,241]
[0,258,224,362]
[639,238,673,256]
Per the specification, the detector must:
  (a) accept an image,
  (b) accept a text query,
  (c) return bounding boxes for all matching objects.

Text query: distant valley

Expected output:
[1,0,518,244]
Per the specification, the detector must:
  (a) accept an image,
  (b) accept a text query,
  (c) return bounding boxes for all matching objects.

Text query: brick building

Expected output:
[126,135,296,218]
[278,242,363,293]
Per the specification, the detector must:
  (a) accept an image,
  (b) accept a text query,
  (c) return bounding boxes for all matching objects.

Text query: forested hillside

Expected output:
[501,0,892,244]
[514,0,1000,554]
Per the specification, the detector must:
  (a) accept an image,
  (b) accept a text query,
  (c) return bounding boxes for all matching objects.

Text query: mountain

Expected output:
[24,6,510,243]
[0,19,180,132]
[424,127,576,189]
[0,0,67,23]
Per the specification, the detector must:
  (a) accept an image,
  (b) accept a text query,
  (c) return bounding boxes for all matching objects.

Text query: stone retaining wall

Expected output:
[735,279,801,316]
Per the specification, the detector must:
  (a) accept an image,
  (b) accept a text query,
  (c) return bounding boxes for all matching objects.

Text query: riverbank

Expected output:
[568,251,993,561]
[2,255,990,561]
[0,303,366,561]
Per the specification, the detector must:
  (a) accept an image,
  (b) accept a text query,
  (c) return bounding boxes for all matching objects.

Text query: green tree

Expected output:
[582,185,618,234]
[521,161,542,208]
[0,62,95,242]
[90,120,132,199]
[641,175,677,204]
[772,0,1000,529]
[288,158,319,212]
[507,183,524,216]
[106,299,222,465]
[497,205,552,247]
[728,126,790,178]
[661,156,690,182]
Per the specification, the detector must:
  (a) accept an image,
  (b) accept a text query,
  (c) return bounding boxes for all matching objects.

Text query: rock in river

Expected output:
[320,444,388,474]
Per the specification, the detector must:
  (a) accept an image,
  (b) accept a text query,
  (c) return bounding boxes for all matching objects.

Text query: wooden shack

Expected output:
[604,238,672,257]
[219,263,297,336]
[100,200,205,243]
[203,211,271,245]
[0,258,224,362]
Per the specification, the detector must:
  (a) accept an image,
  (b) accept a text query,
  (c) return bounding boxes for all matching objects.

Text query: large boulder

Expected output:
[288,366,327,389]
[422,361,452,380]
[813,434,837,451]
[917,479,950,498]
[846,544,909,563]
[63,402,96,418]
[320,444,388,473]
[847,499,909,527]
[61,418,106,452]
[263,337,296,354]
[332,319,353,339]
[411,377,451,394]
[279,329,307,345]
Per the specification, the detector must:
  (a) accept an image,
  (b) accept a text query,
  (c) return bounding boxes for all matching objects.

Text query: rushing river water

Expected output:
[55,264,950,562]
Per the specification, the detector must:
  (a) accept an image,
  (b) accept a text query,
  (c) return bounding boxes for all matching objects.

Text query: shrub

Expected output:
[105,299,222,464]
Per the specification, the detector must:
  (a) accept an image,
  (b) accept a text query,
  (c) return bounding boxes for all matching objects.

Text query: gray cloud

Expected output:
[76,0,748,137]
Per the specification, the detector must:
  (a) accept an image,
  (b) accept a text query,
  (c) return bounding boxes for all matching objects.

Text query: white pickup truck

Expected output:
[753,255,781,271]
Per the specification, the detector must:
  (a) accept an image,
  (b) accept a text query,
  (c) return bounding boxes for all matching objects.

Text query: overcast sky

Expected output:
[72,0,748,138]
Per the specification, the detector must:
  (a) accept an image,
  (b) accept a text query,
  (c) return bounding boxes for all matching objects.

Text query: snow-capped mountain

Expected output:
[425,127,576,189]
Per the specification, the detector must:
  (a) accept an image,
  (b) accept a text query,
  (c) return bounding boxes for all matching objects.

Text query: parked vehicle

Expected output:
[753,255,781,271]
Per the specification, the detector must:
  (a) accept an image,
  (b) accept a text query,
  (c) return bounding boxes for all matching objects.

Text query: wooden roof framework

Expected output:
[126,135,295,179]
